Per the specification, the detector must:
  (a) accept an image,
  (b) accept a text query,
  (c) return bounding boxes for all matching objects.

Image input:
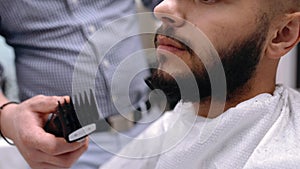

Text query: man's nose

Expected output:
[154,0,185,27]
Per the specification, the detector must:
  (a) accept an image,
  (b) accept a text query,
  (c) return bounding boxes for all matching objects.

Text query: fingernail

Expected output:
[76,138,86,143]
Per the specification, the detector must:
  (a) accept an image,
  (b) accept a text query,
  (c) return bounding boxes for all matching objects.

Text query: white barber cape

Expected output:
[100,85,300,169]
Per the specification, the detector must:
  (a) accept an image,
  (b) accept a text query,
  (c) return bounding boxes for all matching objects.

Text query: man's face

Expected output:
[150,0,271,103]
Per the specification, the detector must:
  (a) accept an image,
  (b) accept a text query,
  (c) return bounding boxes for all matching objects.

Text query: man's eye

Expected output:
[200,0,217,4]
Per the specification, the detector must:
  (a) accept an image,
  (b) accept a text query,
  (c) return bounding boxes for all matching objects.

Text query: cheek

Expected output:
[198,25,232,55]
[192,16,258,56]
[189,53,208,77]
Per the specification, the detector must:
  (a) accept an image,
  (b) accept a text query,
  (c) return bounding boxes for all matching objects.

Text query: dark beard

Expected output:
[149,18,269,105]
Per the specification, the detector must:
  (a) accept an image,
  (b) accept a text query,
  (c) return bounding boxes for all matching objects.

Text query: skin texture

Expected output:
[0,94,88,169]
[152,0,300,117]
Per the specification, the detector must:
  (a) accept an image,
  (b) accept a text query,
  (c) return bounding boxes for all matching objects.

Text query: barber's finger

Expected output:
[36,143,88,168]
[39,136,88,156]
[25,95,70,113]
[24,149,70,169]
[27,127,88,155]
[30,161,70,169]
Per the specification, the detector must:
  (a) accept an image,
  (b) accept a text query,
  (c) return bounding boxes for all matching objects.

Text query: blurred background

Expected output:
[276,45,299,89]
[0,36,19,101]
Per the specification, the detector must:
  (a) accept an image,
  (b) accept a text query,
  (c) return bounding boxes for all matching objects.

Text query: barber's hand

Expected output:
[0,95,89,169]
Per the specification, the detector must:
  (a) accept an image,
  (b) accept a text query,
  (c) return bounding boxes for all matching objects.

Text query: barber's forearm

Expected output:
[0,92,10,131]
[0,91,19,143]
[0,92,9,103]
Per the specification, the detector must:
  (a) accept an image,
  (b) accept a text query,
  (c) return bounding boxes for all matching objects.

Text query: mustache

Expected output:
[154,26,194,55]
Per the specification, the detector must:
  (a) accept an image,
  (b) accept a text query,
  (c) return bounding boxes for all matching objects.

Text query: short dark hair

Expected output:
[291,0,300,11]
[266,0,299,21]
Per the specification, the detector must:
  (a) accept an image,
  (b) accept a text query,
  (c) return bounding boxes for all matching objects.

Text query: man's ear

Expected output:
[266,12,300,59]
